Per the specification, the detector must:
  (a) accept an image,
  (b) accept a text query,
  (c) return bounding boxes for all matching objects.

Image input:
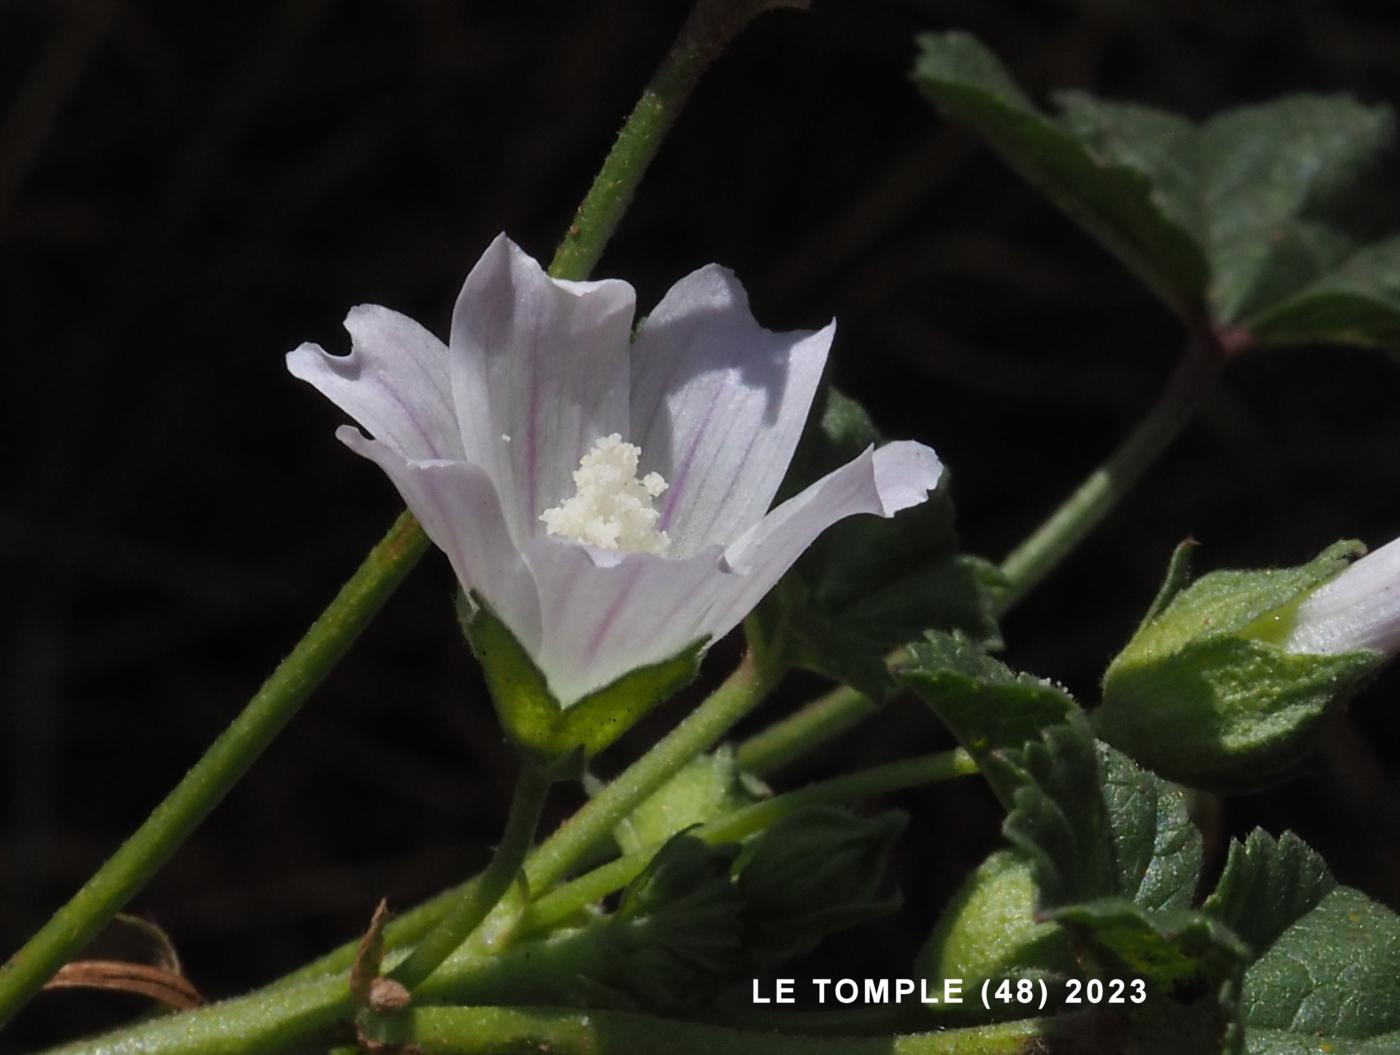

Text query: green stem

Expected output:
[735,681,878,777]
[390,767,550,991]
[0,512,428,1031]
[524,651,779,893]
[263,651,780,994]
[734,339,1223,779]
[4,0,792,1036]
[39,973,353,1055]
[997,337,1221,610]
[521,748,976,934]
[547,0,807,280]
[374,1006,1102,1055]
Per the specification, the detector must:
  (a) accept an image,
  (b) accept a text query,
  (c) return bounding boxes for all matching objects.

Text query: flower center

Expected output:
[540,434,671,555]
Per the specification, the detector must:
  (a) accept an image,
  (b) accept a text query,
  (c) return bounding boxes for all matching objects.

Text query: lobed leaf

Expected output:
[915,31,1400,351]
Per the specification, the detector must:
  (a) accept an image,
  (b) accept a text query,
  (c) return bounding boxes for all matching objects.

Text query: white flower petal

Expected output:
[701,441,944,641]
[522,534,727,707]
[629,264,834,556]
[287,305,461,461]
[450,234,636,543]
[337,426,543,653]
[1283,534,1400,656]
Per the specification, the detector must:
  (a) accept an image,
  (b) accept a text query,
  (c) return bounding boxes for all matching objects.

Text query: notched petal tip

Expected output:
[287,304,460,462]
[871,440,944,517]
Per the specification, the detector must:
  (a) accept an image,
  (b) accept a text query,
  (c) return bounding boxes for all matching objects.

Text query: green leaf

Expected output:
[1000,722,1245,1052]
[916,32,1400,351]
[1204,830,1335,957]
[1001,722,1203,913]
[913,31,1208,315]
[1198,96,1393,326]
[461,596,706,767]
[1242,887,1400,1052]
[1053,899,1247,986]
[764,387,1004,701]
[1248,235,1400,350]
[1201,831,1400,1054]
[1097,541,1377,791]
[898,631,1079,805]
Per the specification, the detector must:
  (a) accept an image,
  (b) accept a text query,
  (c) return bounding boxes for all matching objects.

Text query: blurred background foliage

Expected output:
[5,0,1400,1047]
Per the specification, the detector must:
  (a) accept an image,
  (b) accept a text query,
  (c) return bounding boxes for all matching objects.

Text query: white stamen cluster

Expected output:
[541,434,671,554]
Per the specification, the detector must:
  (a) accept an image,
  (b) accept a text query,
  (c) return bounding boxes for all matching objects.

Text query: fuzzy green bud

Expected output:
[737,806,906,960]
[1095,541,1379,791]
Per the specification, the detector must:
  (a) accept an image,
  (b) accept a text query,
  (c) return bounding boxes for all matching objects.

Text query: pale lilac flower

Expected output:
[1282,534,1400,657]
[288,235,942,706]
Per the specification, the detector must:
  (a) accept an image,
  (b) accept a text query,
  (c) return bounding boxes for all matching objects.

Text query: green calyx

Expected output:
[1096,540,1378,791]
[460,593,708,771]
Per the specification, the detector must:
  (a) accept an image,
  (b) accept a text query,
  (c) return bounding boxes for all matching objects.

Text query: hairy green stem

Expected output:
[32,655,778,1055]
[0,512,428,1030]
[4,0,790,1037]
[390,768,550,991]
[734,340,1223,779]
[521,748,976,934]
[736,681,879,777]
[548,0,807,280]
[372,1006,1101,1055]
[525,651,779,893]
[997,339,1221,609]
[261,653,780,995]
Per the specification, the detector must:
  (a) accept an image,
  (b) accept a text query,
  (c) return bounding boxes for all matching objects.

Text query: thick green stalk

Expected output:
[390,767,550,991]
[0,512,428,1030]
[520,748,976,934]
[373,1006,1104,1055]
[548,0,807,280]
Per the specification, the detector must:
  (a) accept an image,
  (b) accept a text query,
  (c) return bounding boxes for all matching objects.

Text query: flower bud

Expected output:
[1095,540,1381,791]
[916,851,1075,1022]
[737,806,906,960]
[593,834,745,1011]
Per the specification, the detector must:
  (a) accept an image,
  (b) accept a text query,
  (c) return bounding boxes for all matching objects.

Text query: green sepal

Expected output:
[460,593,707,770]
[1097,542,1378,791]
[1138,538,1197,630]
[915,849,1077,1022]
[898,631,1080,807]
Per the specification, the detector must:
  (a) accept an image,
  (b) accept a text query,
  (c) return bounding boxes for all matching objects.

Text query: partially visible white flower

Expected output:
[288,234,942,706]
[1282,534,1400,657]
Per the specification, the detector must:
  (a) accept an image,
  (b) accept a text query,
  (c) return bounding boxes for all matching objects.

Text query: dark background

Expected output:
[6,0,1400,1048]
